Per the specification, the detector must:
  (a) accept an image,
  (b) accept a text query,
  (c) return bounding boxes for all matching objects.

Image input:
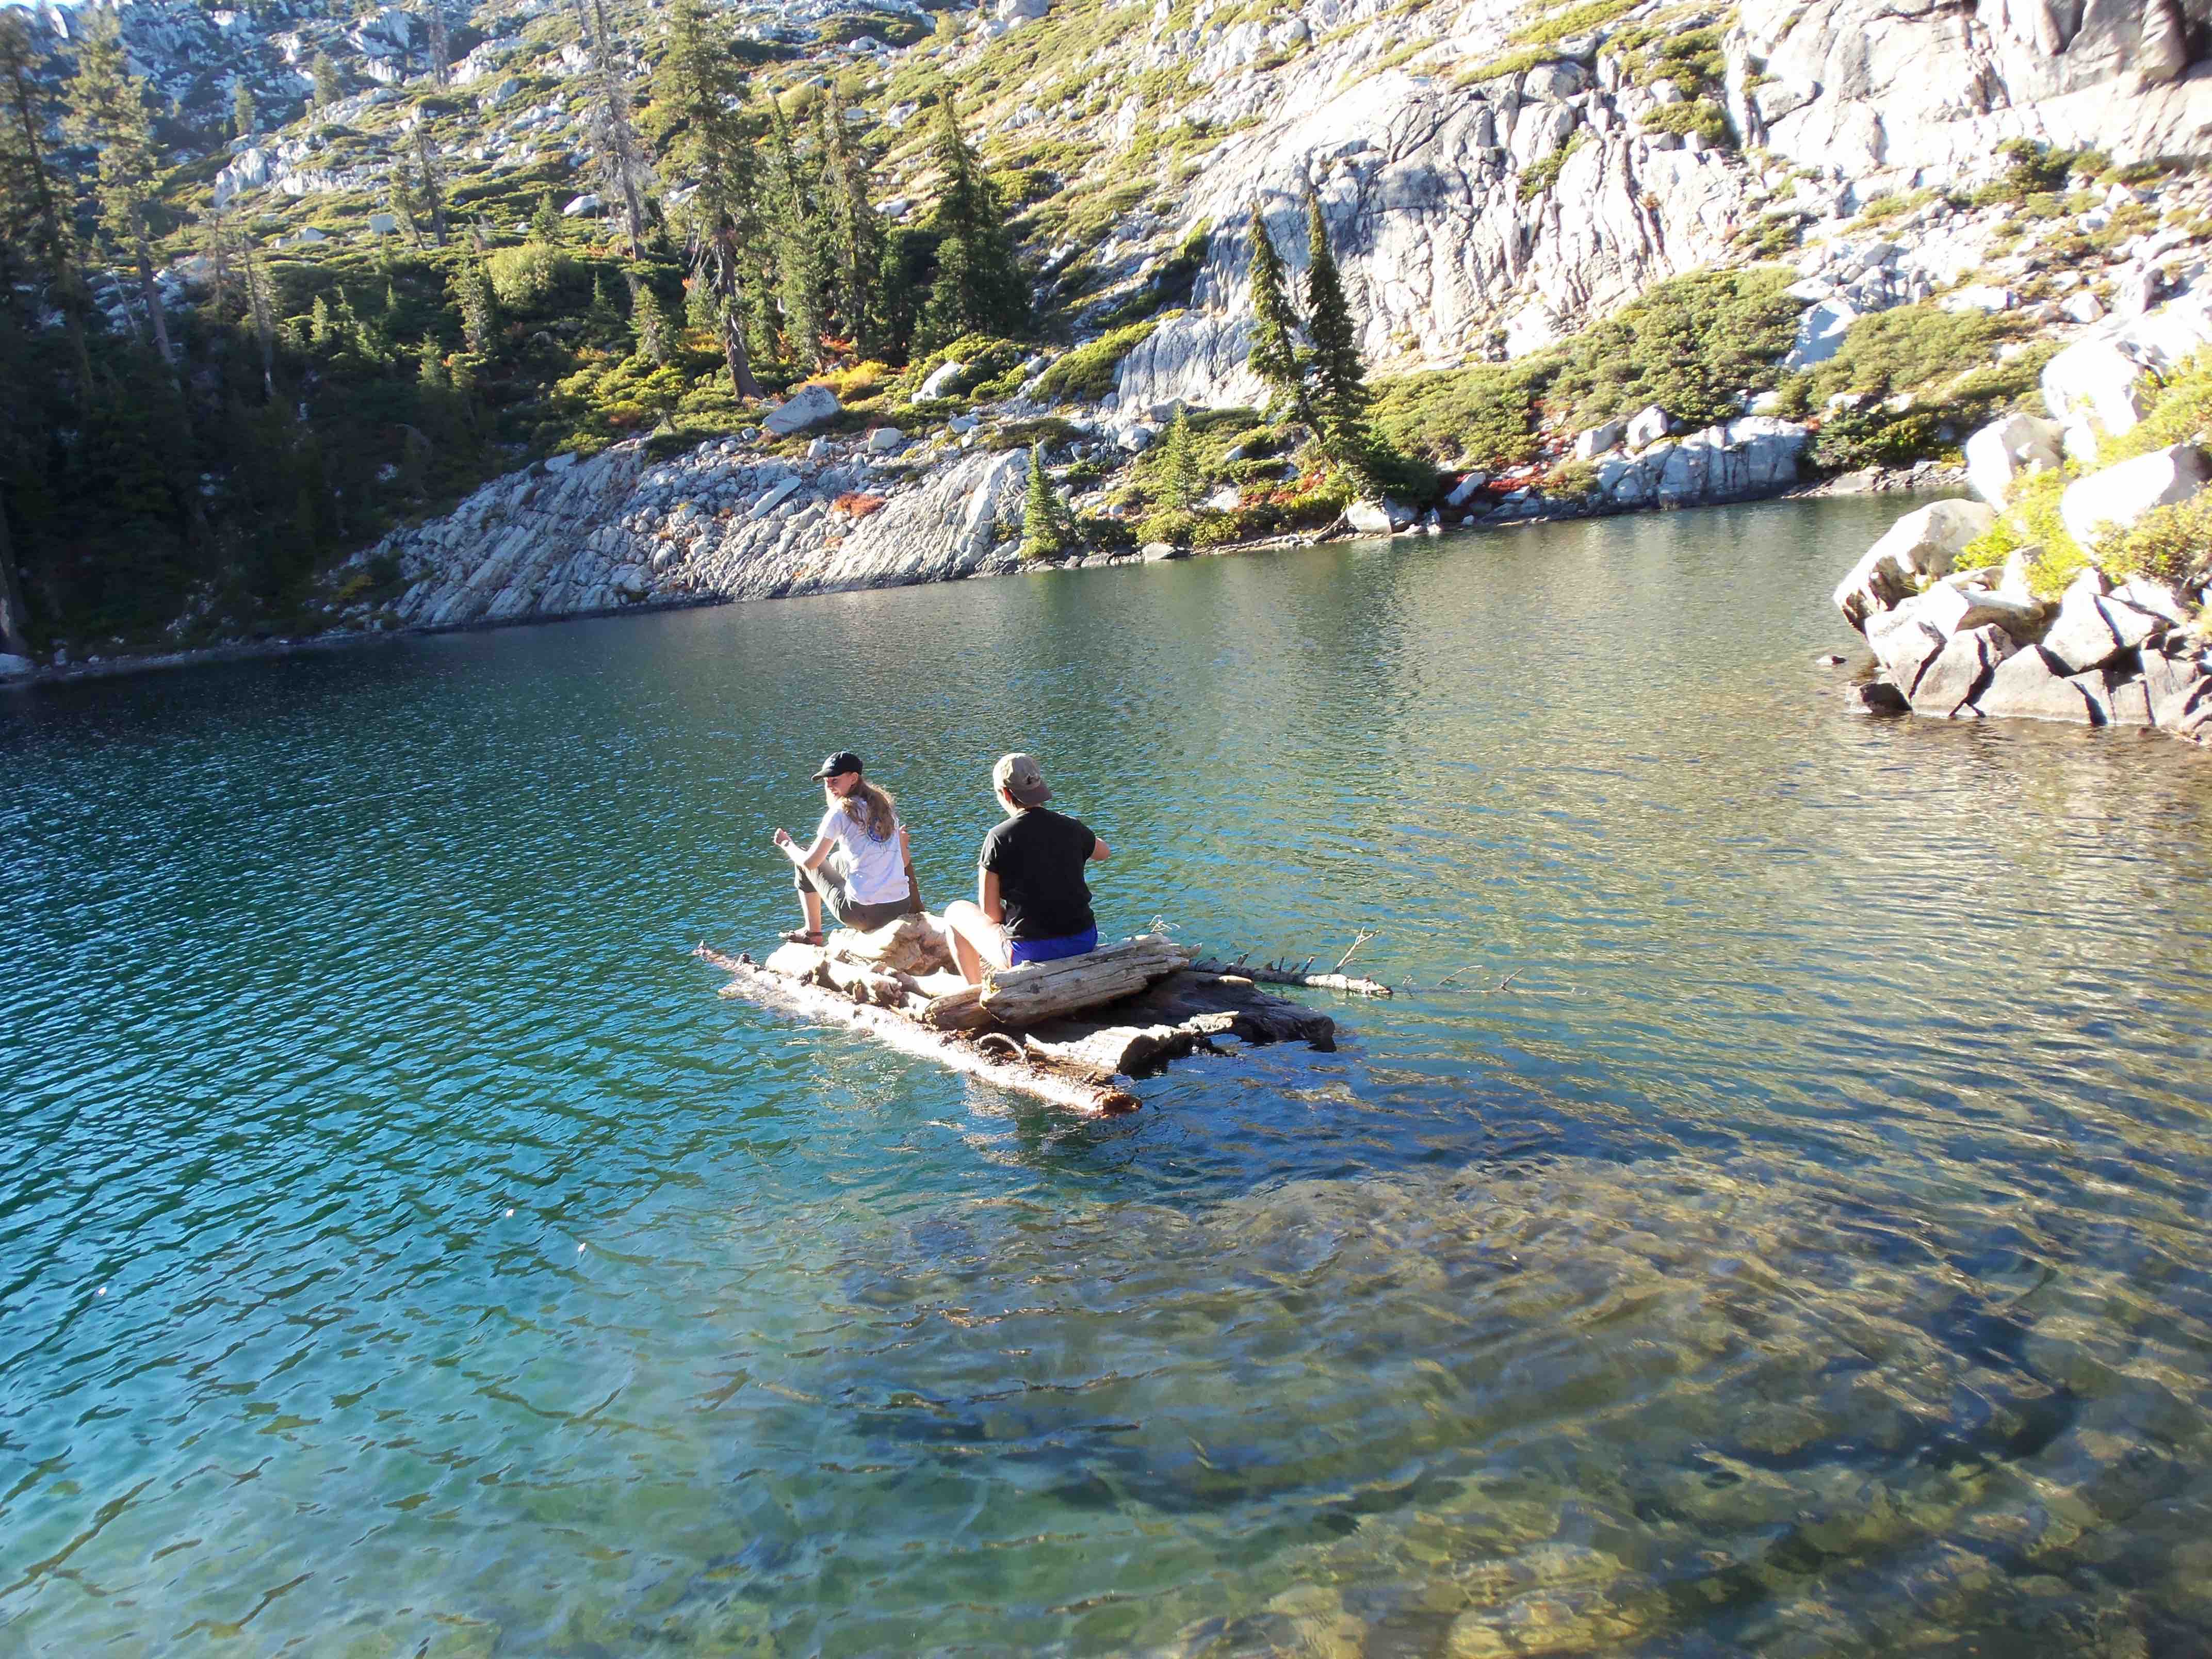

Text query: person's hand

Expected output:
[772,827,793,850]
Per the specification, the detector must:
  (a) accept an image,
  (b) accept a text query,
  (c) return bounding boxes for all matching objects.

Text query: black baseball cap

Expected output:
[811,750,864,779]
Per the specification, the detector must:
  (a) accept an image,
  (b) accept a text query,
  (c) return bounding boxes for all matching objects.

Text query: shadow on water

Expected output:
[8,497,2212,1654]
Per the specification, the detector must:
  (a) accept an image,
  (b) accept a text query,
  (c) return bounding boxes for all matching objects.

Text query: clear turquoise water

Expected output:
[8,497,2212,1657]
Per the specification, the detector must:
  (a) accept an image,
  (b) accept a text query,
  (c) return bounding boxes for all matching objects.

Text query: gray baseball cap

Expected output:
[992,752,1052,806]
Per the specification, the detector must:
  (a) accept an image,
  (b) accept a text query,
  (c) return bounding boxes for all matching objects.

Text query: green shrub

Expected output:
[1190,512,1249,548]
[1518,134,1584,201]
[1030,319,1160,404]
[1509,0,1636,47]
[1729,211,1805,259]
[1647,99,1730,148]
[1546,459,1600,497]
[1955,468,2085,596]
[1076,513,1136,551]
[484,242,573,310]
[900,334,1031,401]
[2102,492,2212,585]
[1547,266,1800,429]
[1373,361,1544,469]
[1135,507,1199,546]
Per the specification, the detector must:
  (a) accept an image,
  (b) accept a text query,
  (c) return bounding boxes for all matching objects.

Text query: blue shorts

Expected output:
[1007,926,1098,966]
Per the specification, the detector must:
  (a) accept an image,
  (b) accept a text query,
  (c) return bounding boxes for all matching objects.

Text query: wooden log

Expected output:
[1115,971,1337,1049]
[693,945,1140,1115]
[763,941,831,982]
[1190,957,1391,998]
[977,935,1196,1023]
[825,958,906,1007]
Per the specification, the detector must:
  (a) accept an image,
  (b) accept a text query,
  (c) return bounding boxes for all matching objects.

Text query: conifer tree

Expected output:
[412,123,447,246]
[917,99,1026,349]
[648,0,761,394]
[766,96,830,369]
[629,273,668,363]
[426,4,451,87]
[311,50,340,110]
[231,77,256,139]
[1302,192,1378,482]
[1,10,89,382]
[1245,202,1305,422]
[573,0,652,258]
[448,254,494,352]
[1020,442,1069,560]
[387,153,425,247]
[68,12,176,368]
[1156,409,1201,509]
[531,188,564,245]
[821,88,884,357]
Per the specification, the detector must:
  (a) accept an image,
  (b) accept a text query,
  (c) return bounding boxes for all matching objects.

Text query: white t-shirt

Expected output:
[816,803,908,905]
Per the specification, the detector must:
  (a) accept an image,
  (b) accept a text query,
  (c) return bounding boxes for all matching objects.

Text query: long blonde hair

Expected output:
[835,778,899,842]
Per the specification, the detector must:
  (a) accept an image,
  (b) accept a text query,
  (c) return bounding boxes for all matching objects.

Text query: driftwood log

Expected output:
[695,934,1339,1115]
[1191,957,1393,998]
[695,945,1143,1115]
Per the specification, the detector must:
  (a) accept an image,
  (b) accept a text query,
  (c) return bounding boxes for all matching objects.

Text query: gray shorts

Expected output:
[795,861,917,932]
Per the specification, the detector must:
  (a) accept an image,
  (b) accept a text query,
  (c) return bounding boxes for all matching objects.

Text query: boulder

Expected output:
[917,360,967,400]
[1140,541,1187,561]
[1114,424,1154,453]
[2116,574,2192,627]
[1781,299,1856,371]
[2058,444,2210,550]
[561,192,603,217]
[1909,623,2012,717]
[2106,675,2155,726]
[1906,579,2046,640]
[1573,419,1625,460]
[1865,610,1946,692]
[1624,405,1671,449]
[1344,499,1402,534]
[1444,472,1489,507]
[2143,646,2212,728]
[1963,412,2061,509]
[763,384,841,436]
[1843,679,1910,714]
[1831,498,1996,630]
[1941,284,2015,314]
[1974,646,2101,722]
[0,652,33,678]
[2098,594,2168,652]
[864,425,907,453]
[2063,291,2106,325]
[2041,571,2125,672]
[2040,340,2152,438]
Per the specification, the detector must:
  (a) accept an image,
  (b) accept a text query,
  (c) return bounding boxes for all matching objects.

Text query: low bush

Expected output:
[1547,266,1800,429]
[1647,99,1730,148]
[899,334,1031,401]
[484,242,574,311]
[1135,507,1199,546]
[1955,468,2085,596]
[1030,319,1160,404]
[1373,361,1544,469]
[1518,135,1584,202]
[1076,513,1136,551]
[1545,459,1600,498]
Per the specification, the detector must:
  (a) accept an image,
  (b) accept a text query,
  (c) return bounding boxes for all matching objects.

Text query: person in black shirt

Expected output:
[940,752,1111,985]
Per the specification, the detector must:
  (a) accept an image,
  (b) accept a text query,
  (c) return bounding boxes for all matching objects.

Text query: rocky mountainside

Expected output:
[6,0,2212,678]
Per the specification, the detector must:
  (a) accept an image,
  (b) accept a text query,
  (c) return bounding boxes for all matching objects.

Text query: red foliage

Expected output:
[833,493,887,519]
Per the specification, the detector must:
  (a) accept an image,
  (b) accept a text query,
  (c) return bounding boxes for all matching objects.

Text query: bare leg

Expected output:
[798,887,823,937]
[940,900,1007,986]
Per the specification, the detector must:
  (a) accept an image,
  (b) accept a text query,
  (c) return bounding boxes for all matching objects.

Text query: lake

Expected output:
[8,496,2212,1656]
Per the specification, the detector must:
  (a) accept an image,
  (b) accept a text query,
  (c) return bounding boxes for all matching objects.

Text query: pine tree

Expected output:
[426,4,451,88]
[917,99,1027,350]
[412,123,447,246]
[629,271,668,363]
[310,292,334,346]
[766,95,830,370]
[531,188,564,245]
[647,0,761,394]
[573,0,651,258]
[0,9,89,382]
[311,50,340,110]
[68,12,176,368]
[1245,202,1305,422]
[1020,441,1069,560]
[449,255,494,353]
[231,77,256,138]
[1303,192,1379,482]
[387,153,425,247]
[1156,409,1201,510]
[821,88,884,356]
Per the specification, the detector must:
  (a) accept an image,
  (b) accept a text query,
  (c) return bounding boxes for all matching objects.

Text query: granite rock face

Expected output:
[376,437,1031,629]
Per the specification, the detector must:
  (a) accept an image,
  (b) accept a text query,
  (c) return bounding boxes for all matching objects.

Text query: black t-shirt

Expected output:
[979,808,1097,940]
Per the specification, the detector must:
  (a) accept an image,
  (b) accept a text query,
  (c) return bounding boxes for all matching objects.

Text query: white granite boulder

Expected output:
[1974,646,2103,723]
[1573,419,1625,460]
[1963,412,2061,509]
[1832,499,1996,631]
[2058,444,2209,551]
[1625,405,1671,450]
[917,360,967,400]
[763,384,841,436]
[1910,623,2014,717]
[2040,340,2152,440]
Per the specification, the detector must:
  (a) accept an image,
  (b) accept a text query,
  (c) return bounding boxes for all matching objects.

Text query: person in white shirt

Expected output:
[770,750,918,944]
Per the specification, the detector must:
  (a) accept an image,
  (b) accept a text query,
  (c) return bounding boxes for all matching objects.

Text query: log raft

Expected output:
[694,926,1338,1116]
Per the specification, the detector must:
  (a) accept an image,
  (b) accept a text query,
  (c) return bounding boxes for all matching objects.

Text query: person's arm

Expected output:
[980,867,1004,925]
[771,826,835,871]
[1088,834,1110,862]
